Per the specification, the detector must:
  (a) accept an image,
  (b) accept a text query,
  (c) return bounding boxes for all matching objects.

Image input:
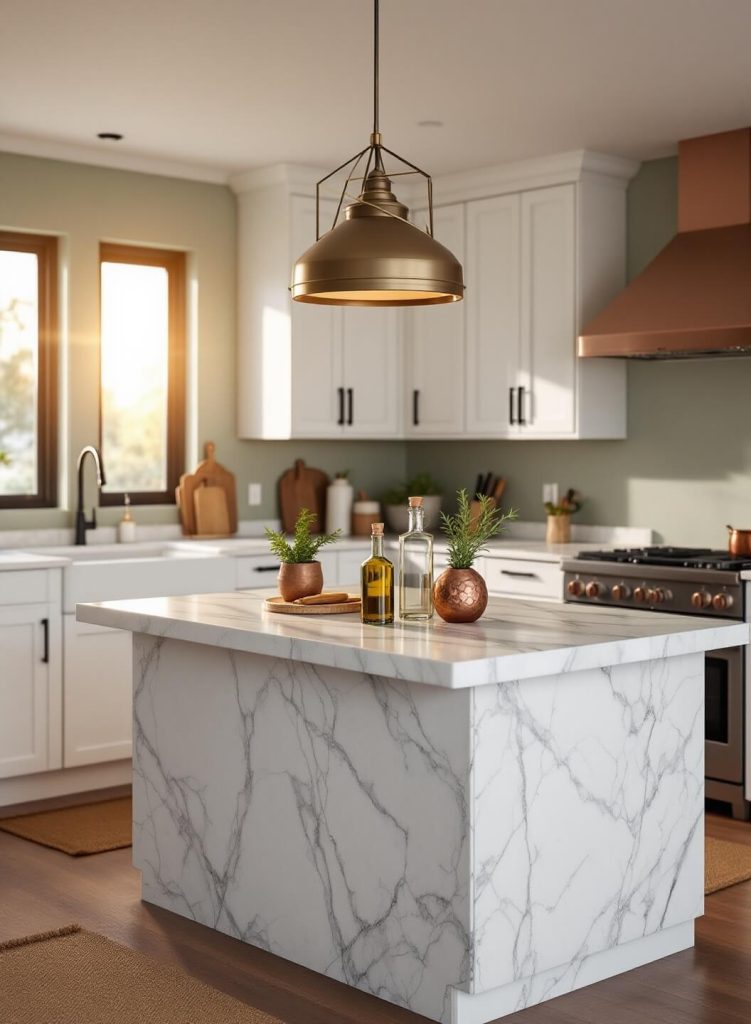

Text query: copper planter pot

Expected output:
[433,567,488,624]
[278,561,323,603]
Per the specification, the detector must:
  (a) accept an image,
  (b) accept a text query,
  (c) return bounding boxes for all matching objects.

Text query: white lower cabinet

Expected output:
[0,570,62,780]
[63,617,132,767]
[483,556,563,601]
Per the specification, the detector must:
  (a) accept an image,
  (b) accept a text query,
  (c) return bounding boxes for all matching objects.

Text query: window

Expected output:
[99,244,186,505]
[0,232,58,508]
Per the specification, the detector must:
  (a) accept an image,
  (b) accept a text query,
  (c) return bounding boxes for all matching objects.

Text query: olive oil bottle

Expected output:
[361,522,394,625]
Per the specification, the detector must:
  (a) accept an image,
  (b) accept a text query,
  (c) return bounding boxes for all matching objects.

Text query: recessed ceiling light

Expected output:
[417,120,443,128]
[97,132,123,141]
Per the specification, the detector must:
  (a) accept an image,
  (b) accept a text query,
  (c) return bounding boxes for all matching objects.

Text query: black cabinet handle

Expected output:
[337,387,344,426]
[517,386,526,426]
[508,386,516,425]
[346,388,353,426]
[500,569,538,579]
[413,389,420,427]
[254,564,281,572]
[41,618,49,663]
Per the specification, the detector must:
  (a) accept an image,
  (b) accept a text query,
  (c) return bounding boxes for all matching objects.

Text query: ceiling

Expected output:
[3,0,751,182]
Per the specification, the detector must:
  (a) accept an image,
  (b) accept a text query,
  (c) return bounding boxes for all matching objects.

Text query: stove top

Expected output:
[577,547,751,572]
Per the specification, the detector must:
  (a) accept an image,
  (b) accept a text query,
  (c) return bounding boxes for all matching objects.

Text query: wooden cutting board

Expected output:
[278,459,329,534]
[264,595,361,615]
[177,442,237,537]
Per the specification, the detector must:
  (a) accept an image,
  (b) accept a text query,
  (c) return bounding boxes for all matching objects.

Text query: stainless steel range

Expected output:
[563,547,750,820]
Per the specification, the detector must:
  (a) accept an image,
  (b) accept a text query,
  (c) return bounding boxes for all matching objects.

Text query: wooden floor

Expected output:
[1,797,751,1024]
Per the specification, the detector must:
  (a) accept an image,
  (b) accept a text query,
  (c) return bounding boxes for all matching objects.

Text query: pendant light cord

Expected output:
[373,0,379,135]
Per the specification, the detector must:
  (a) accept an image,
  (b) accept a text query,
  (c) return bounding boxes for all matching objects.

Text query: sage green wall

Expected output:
[0,151,404,531]
[407,156,751,548]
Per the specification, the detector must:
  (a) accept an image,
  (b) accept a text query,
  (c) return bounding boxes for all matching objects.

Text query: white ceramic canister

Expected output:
[326,477,354,536]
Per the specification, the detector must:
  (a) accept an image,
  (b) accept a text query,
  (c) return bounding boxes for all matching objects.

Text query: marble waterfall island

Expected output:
[77,591,747,1024]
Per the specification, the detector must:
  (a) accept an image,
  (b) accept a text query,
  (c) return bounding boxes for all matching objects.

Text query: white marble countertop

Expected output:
[0,549,69,571]
[76,589,747,689]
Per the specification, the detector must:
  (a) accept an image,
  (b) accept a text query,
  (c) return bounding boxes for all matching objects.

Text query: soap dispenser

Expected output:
[118,493,136,543]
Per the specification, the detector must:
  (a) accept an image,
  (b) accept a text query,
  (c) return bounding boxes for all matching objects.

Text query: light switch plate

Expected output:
[248,483,262,506]
[542,482,559,505]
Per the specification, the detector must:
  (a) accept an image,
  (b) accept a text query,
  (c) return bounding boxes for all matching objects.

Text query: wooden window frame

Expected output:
[98,243,186,506]
[0,231,58,510]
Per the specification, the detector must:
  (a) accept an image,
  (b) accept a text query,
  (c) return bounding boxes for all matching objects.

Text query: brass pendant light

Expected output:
[290,0,464,306]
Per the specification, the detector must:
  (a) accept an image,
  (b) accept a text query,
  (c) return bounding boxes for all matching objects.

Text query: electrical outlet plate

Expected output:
[248,483,262,506]
[542,482,559,505]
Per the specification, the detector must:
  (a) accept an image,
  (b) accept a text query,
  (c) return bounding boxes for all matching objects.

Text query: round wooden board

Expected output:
[264,595,361,615]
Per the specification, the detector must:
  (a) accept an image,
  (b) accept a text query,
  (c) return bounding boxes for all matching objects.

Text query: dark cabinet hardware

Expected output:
[346,388,353,425]
[500,569,538,579]
[508,387,516,425]
[337,387,345,426]
[517,386,526,426]
[41,618,49,663]
[413,389,420,427]
[254,564,281,572]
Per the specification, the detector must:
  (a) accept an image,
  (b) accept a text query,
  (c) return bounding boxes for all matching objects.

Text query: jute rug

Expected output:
[0,797,132,855]
[0,925,283,1024]
[705,836,751,895]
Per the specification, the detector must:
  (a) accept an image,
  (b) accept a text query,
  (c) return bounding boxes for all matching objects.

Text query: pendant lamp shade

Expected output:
[290,1,464,307]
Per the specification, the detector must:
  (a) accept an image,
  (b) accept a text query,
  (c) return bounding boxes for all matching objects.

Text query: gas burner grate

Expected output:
[576,547,751,571]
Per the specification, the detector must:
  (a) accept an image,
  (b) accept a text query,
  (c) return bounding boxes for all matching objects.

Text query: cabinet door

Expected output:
[340,307,400,437]
[404,204,465,437]
[63,617,132,767]
[465,195,521,436]
[0,605,53,778]
[519,185,576,436]
[290,195,344,438]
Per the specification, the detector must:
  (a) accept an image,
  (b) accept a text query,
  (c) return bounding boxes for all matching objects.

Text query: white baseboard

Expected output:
[0,760,132,809]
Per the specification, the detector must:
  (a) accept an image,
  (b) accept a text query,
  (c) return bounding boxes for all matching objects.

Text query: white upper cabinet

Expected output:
[233,153,635,442]
[404,204,466,437]
[235,172,401,440]
[465,195,521,437]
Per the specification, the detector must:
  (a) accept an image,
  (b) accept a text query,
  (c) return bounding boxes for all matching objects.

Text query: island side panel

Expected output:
[131,633,472,1024]
[469,651,704,1008]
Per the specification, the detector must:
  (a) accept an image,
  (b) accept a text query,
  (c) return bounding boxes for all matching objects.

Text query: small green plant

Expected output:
[441,490,517,569]
[0,451,9,466]
[383,471,443,506]
[265,508,341,564]
[544,488,583,517]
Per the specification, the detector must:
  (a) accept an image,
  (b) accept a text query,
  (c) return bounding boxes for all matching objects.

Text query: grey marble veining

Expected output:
[131,632,705,1023]
[77,589,747,689]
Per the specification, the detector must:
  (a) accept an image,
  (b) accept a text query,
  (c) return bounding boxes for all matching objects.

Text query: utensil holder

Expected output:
[546,513,571,544]
[470,497,496,531]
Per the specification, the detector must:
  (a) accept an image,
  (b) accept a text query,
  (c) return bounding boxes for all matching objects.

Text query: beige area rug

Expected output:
[705,836,751,895]
[0,925,282,1024]
[0,797,132,856]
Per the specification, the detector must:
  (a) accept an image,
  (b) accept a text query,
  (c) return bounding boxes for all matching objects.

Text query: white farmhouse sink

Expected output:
[26,544,236,612]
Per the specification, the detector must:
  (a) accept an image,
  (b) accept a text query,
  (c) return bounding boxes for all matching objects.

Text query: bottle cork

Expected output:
[408,496,424,508]
[371,522,385,536]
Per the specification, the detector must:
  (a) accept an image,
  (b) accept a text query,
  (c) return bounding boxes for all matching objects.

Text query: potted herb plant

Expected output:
[434,490,517,623]
[382,472,443,532]
[544,488,583,544]
[265,508,341,602]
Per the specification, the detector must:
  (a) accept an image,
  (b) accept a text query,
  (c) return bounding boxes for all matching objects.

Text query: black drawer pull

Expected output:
[517,386,526,426]
[500,569,538,579]
[508,386,516,425]
[41,618,49,663]
[346,387,353,425]
[413,389,420,426]
[337,387,345,426]
[253,564,281,573]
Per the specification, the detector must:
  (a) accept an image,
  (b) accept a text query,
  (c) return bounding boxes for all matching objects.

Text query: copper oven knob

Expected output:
[646,587,666,604]
[611,583,631,601]
[712,592,734,612]
[567,579,584,597]
[633,586,647,603]
[585,581,601,599]
[691,590,711,609]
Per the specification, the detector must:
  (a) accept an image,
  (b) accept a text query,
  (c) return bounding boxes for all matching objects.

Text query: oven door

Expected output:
[705,646,744,784]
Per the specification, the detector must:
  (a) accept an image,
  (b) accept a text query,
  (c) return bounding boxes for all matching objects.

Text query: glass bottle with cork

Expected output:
[398,495,434,620]
[361,522,394,625]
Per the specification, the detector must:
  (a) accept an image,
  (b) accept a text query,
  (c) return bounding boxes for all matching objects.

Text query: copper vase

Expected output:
[278,561,323,603]
[433,568,488,623]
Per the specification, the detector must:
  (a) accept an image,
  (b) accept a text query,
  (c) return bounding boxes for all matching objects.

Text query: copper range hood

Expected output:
[579,128,751,359]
